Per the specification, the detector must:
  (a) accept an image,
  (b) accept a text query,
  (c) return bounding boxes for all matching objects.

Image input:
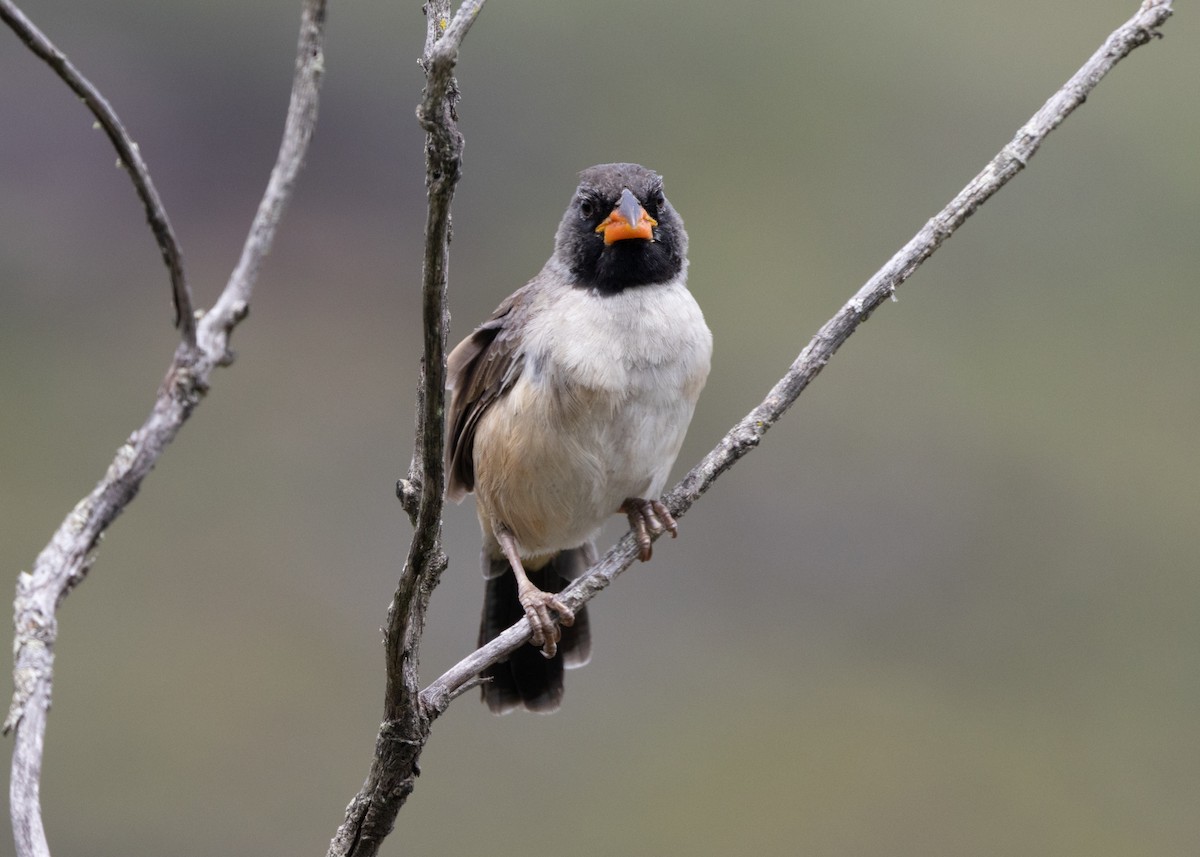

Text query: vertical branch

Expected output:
[327,3,486,856]
[383,1,460,717]
[0,0,195,341]
[385,0,487,716]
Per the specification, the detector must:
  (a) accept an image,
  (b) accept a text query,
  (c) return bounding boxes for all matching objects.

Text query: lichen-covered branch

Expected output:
[5,3,329,856]
[418,0,1175,715]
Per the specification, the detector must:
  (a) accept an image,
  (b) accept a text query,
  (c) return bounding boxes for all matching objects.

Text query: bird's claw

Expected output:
[519,588,575,659]
[621,497,678,562]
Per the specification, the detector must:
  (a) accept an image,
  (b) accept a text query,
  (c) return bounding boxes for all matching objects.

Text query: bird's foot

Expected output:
[518,586,575,659]
[620,497,678,562]
[495,524,575,659]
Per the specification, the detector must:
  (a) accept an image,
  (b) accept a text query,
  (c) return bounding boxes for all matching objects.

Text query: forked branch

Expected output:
[4,3,329,856]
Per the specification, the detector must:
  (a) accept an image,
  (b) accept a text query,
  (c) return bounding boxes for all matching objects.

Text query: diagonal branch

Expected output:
[418,0,1175,716]
[0,0,195,342]
[5,3,329,856]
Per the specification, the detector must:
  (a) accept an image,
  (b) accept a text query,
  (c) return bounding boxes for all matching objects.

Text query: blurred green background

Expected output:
[2,1,1198,854]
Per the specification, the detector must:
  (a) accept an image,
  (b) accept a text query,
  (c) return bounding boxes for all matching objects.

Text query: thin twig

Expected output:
[5,4,329,856]
[325,3,486,856]
[197,1,328,354]
[419,0,1175,716]
[0,0,195,342]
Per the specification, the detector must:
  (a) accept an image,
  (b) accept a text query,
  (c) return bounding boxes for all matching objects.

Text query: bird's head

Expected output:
[554,163,687,294]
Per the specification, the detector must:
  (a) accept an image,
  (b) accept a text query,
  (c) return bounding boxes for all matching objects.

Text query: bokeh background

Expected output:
[2,1,1198,854]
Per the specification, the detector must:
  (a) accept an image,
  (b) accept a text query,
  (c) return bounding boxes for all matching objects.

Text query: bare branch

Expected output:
[325,3,487,855]
[386,0,490,714]
[419,0,1175,716]
[0,0,195,341]
[5,4,329,856]
[197,1,328,358]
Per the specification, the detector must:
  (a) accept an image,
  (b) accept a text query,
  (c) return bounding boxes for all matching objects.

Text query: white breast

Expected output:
[489,275,712,555]
[527,276,710,392]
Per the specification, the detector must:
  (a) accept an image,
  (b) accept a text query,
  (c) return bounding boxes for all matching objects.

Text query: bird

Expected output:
[445,163,712,713]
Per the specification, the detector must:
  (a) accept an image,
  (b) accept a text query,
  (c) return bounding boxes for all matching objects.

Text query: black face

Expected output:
[554,163,688,295]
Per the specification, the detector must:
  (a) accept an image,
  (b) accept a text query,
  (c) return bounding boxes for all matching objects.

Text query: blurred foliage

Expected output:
[1,1,1198,855]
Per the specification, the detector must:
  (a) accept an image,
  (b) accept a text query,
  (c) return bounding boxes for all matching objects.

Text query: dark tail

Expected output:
[479,546,592,714]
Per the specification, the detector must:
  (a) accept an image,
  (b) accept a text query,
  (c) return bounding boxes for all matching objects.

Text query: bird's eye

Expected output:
[579,198,595,219]
[652,189,666,210]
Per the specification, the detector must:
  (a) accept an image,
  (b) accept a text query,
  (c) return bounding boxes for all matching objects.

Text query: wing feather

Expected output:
[445,287,532,501]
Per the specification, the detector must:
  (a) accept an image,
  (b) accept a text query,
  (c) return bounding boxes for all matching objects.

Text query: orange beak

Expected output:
[595,187,657,245]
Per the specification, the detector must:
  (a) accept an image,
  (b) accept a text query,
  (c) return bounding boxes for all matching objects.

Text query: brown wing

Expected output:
[445,287,532,501]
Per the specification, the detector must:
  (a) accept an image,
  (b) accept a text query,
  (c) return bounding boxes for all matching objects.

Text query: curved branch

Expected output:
[5,4,329,856]
[0,0,195,342]
[419,0,1175,715]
